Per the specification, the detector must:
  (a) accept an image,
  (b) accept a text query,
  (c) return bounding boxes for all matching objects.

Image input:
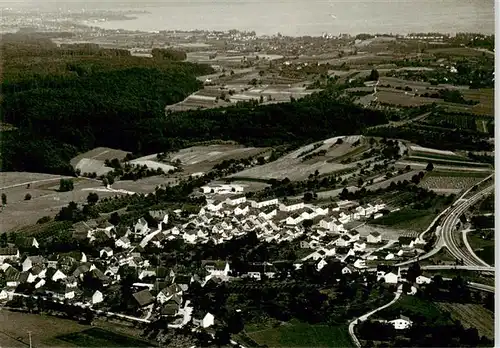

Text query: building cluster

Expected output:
[0,183,426,330]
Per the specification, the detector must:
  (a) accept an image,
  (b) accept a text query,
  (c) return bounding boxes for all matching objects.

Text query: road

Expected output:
[348,285,403,348]
[441,185,494,267]
[396,182,494,268]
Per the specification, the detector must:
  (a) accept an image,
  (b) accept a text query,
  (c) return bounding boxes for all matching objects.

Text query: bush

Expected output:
[24,193,32,200]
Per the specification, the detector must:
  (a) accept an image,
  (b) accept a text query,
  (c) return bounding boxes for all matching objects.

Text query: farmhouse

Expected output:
[389,315,413,330]
[250,198,279,209]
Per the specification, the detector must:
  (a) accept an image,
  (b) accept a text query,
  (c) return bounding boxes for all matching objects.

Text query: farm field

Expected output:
[405,156,490,168]
[436,303,494,340]
[395,161,493,173]
[246,321,352,348]
[70,147,129,176]
[0,172,69,190]
[0,310,152,348]
[228,136,366,181]
[419,171,487,193]
[170,144,270,175]
[461,88,494,116]
[0,177,124,232]
[427,47,490,57]
[56,328,151,347]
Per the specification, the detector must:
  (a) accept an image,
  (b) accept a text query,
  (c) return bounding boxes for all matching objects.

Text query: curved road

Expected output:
[349,285,403,348]
[396,183,494,268]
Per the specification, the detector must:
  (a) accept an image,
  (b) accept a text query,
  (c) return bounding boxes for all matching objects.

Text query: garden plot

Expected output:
[437,303,494,339]
[229,136,365,181]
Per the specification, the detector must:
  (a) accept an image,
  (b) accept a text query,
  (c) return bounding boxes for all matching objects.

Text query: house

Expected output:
[225,194,246,206]
[389,315,412,330]
[22,256,45,272]
[234,205,250,216]
[348,230,360,242]
[416,275,432,285]
[0,289,11,302]
[279,202,304,212]
[383,272,399,284]
[92,290,104,305]
[52,269,67,282]
[100,247,114,258]
[398,236,416,248]
[134,218,149,235]
[0,248,20,264]
[385,253,395,260]
[5,267,20,287]
[202,260,231,277]
[342,265,358,274]
[335,235,351,247]
[316,259,328,271]
[115,236,131,249]
[353,259,366,269]
[353,241,366,251]
[132,289,155,308]
[149,210,169,225]
[250,198,278,209]
[193,312,215,328]
[367,231,382,244]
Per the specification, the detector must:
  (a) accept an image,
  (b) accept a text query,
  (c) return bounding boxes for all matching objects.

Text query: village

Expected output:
[0,180,434,341]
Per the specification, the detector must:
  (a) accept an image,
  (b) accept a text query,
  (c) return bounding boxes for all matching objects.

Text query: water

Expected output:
[92,0,494,36]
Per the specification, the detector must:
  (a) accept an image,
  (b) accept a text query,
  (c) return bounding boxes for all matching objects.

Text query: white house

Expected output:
[225,195,246,206]
[35,278,45,289]
[383,272,399,284]
[234,205,250,216]
[92,290,104,305]
[342,265,357,274]
[22,256,44,272]
[353,259,366,269]
[193,312,215,328]
[100,247,114,258]
[0,290,10,301]
[134,218,150,235]
[250,198,278,209]
[416,275,432,285]
[316,259,328,271]
[389,315,412,330]
[115,236,131,249]
[204,261,231,277]
[279,202,304,212]
[385,253,395,260]
[367,231,382,244]
[353,241,366,251]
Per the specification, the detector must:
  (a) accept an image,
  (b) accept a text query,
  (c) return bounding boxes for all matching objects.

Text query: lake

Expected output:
[93,0,495,36]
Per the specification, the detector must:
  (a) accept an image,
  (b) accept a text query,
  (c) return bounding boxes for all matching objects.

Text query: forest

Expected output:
[2,36,393,174]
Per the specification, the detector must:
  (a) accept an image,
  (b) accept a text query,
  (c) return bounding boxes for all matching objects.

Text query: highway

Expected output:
[396,182,494,268]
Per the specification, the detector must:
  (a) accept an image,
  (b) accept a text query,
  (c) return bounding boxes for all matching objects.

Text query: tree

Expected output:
[303,192,314,202]
[368,69,379,81]
[1,193,6,205]
[24,193,32,200]
[108,212,121,227]
[87,192,99,205]
[0,234,7,248]
[59,179,74,192]
[425,162,434,171]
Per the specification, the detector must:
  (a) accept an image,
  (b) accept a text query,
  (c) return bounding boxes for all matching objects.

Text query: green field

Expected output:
[56,328,152,347]
[246,321,353,348]
[368,208,436,232]
[467,231,494,266]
